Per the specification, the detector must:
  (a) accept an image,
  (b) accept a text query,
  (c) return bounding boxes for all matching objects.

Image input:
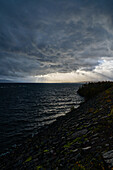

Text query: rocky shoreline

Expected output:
[1,85,113,169]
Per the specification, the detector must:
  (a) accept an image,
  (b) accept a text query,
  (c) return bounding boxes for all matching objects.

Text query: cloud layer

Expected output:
[0,0,113,82]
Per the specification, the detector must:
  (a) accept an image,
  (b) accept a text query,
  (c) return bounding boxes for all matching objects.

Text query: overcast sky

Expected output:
[0,0,113,82]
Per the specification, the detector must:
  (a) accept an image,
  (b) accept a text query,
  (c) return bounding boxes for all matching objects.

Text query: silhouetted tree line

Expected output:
[77,81,113,100]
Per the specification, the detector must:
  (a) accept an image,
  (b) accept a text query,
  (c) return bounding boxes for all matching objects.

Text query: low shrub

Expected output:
[77,81,113,100]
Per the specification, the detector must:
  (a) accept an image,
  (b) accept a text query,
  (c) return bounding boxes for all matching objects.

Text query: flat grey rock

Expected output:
[103,150,113,159]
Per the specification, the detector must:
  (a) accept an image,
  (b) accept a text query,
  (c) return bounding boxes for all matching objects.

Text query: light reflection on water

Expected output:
[0,83,83,155]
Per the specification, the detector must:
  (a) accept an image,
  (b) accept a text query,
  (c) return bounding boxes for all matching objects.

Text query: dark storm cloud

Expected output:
[0,0,113,81]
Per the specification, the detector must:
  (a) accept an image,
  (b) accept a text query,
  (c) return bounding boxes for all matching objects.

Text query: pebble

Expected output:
[82,146,91,150]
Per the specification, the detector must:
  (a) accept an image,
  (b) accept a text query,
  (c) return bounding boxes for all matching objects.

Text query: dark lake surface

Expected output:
[0,83,83,155]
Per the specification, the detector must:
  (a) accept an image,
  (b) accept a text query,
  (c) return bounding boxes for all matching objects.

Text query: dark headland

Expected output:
[1,81,113,169]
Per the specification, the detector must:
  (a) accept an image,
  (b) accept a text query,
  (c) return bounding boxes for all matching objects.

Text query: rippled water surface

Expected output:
[0,83,83,155]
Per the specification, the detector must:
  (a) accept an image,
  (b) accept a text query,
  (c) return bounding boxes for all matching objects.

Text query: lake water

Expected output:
[0,83,83,155]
